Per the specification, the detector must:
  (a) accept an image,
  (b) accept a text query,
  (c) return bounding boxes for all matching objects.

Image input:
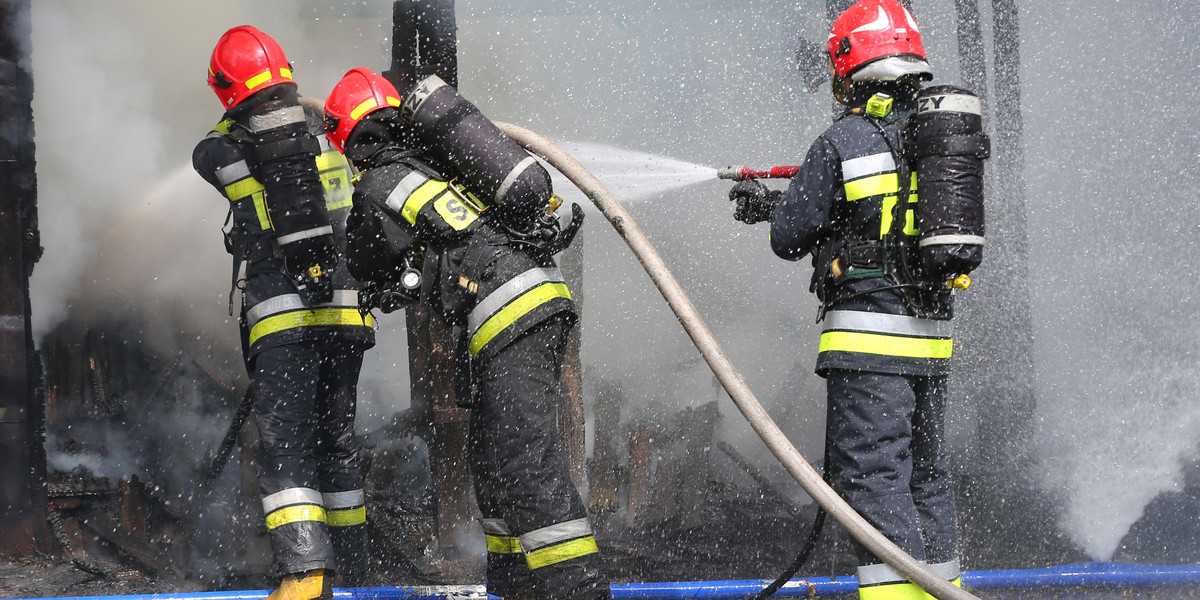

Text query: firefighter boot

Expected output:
[266,569,333,600]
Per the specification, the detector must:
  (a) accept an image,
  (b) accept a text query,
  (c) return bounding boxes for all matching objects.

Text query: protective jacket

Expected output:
[193,96,374,578]
[346,153,575,364]
[770,88,962,596]
[770,93,952,378]
[347,151,607,600]
[193,100,375,359]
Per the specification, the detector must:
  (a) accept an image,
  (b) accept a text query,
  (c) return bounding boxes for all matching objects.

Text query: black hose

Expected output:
[751,437,833,600]
[205,387,254,483]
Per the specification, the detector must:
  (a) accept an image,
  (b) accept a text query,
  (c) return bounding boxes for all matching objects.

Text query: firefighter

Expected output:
[322,67,607,600]
[730,1,973,598]
[192,26,375,600]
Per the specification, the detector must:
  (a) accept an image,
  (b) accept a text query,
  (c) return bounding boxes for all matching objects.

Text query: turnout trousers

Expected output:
[251,340,369,578]
[469,317,610,600]
[825,370,960,598]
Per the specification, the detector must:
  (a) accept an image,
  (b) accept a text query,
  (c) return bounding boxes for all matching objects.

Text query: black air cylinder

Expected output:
[401,75,551,229]
[902,85,989,281]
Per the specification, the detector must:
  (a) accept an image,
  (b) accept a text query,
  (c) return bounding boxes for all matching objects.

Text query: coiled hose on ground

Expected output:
[494,121,978,600]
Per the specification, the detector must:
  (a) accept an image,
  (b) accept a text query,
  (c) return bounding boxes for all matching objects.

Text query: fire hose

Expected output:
[494,121,979,600]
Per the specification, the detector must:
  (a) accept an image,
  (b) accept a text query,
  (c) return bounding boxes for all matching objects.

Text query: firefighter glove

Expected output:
[730,180,779,224]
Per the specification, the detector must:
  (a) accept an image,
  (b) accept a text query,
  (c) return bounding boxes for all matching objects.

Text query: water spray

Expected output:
[496,122,977,600]
[717,165,802,181]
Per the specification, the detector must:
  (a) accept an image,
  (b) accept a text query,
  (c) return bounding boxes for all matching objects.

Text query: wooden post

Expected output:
[0,0,47,556]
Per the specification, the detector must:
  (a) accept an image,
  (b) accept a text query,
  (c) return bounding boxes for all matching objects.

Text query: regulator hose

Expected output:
[495,121,978,600]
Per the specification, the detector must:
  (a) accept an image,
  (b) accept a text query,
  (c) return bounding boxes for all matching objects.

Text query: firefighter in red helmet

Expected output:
[324,67,605,600]
[192,26,375,600]
[730,1,987,598]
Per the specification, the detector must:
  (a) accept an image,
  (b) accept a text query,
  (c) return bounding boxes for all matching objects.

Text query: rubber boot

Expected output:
[266,569,333,600]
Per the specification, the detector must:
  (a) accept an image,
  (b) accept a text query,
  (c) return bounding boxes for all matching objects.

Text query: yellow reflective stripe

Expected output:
[280,67,292,80]
[525,536,599,570]
[316,151,353,211]
[845,172,898,201]
[265,505,327,530]
[223,178,271,230]
[401,181,449,225]
[214,119,234,135]
[819,330,952,359]
[350,98,379,121]
[249,308,375,347]
[859,581,927,600]
[879,194,919,238]
[326,506,367,527]
[224,177,264,201]
[245,69,274,90]
[486,534,523,554]
[469,282,571,355]
[433,194,479,231]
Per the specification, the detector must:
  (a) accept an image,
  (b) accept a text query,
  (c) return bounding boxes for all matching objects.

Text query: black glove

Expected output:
[729,180,779,224]
[282,236,337,306]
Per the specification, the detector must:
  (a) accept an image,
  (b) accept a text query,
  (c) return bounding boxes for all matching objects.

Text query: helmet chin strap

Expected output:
[832,75,852,105]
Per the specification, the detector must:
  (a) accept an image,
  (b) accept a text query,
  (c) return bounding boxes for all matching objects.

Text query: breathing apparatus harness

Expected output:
[818,87,985,321]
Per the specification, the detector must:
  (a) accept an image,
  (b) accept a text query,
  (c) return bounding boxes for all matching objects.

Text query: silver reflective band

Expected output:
[246,290,361,326]
[841,152,895,181]
[248,105,307,132]
[322,489,365,509]
[276,225,335,246]
[928,559,961,580]
[495,156,537,205]
[401,74,449,122]
[467,267,565,335]
[918,93,983,116]
[856,562,908,586]
[385,171,432,215]
[823,309,952,338]
[215,160,252,186]
[518,517,592,552]
[920,234,985,248]
[479,518,513,536]
[262,487,323,514]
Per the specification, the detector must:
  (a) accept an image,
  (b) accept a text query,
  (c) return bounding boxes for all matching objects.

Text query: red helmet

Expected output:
[323,67,403,153]
[828,0,926,80]
[207,25,295,109]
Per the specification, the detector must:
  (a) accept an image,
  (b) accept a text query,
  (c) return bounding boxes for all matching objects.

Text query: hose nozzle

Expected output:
[718,165,802,181]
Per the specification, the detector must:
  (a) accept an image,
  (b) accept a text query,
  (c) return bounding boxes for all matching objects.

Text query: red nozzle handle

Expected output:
[718,165,801,181]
